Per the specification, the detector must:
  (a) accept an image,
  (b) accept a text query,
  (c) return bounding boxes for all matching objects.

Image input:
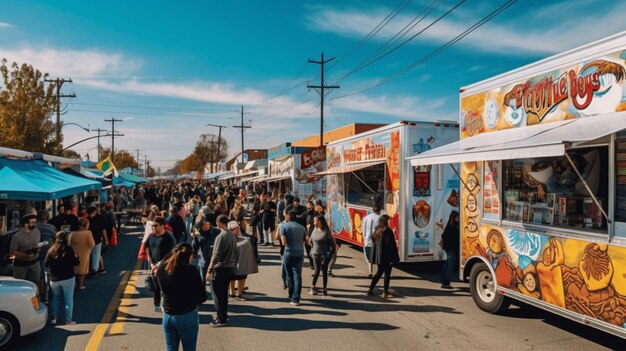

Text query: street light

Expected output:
[62,122,90,133]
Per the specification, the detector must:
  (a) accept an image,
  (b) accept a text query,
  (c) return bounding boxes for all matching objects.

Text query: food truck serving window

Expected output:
[500,146,609,234]
[346,164,385,208]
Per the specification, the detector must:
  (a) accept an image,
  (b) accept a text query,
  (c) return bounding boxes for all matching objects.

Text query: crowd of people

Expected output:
[9,178,458,351]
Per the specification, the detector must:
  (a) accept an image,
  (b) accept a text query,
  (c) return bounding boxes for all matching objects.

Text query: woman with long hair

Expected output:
[367,215,400,298]
[68,218,95,290]
[45,231,80,325]
[308,215,337,296]
[155,243,207,351]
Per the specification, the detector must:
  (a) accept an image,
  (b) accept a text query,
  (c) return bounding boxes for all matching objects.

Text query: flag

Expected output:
[96,156,119,177]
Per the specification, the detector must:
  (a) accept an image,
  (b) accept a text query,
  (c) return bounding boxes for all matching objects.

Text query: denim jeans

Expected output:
[284,254,303,302]
[440,250,457,285]
[162,309,199,351]
[50,277,75,322]
[185,217,193,241]
[209,267,233,323]
[90,242,103,272]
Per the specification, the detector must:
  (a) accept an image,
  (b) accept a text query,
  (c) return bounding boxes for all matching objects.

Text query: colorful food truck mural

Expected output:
[321,121,458,262]
[408,31,626,338]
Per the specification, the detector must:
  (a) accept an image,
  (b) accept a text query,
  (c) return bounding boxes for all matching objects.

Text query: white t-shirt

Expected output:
[361,212,380,248]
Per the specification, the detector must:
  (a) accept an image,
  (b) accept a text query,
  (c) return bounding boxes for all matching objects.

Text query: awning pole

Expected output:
[564,152,611,223]
[351,171,376,194]
[449,164,469,192]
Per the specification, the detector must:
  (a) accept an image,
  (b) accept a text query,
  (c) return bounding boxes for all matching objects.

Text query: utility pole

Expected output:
[208,136,217,173]
[308,52,339,146]
[104,118,123,164]
[144,155,148,177]
[233,105,251,163]
[93,128,108,162]
[44,78,76,154]
[206,123,227,172]
[133,149,141,172]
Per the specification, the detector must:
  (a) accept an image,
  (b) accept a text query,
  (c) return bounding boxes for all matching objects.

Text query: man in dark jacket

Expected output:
[439,211,460,289]
[192,219,221,286]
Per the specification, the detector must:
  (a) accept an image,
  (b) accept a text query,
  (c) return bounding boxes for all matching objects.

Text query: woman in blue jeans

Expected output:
[155,243,207,351]
[45,230,80,325]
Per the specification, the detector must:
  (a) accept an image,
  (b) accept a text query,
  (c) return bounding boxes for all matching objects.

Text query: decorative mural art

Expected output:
[349,208,368,244]
[461,49,626,139]
[466,225,626,328]
[386,131,401,240]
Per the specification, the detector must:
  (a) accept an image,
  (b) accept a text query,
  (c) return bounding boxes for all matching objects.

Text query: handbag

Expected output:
[145,274,155,292]
[110,227,118,247]
[138,241,148,260]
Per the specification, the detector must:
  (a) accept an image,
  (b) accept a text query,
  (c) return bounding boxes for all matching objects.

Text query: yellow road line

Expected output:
[84,259,142,351]
[108,264,141,335]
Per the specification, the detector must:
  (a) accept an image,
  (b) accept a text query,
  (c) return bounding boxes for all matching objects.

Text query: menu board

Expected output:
[483,160,500,220]
[616,132,626,222]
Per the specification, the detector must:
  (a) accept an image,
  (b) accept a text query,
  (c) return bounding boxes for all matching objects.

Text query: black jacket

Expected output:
[371,228,400,265]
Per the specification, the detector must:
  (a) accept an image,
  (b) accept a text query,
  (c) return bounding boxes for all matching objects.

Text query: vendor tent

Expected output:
[117,171,149,184]
[0,158,102,200]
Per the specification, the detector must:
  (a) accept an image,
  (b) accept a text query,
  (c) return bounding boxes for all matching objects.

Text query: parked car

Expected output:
[0,276,47,348]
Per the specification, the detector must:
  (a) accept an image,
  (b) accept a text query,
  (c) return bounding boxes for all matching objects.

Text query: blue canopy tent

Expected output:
[0,158,102,200]
[117,171,149,184]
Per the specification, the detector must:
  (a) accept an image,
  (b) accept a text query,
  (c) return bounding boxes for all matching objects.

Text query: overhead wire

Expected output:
[334,0,458,84]
[331,0,517,101]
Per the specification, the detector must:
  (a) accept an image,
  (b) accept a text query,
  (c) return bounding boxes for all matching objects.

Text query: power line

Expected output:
[232,106,252,163]
[308,53,340,146]
[44,78,76,154]
[66,109,238,118]
[334,0,456,84]
[70,102,239,113]
[332,0,517,100]
[327,0,413,73]
[104,118,123,164]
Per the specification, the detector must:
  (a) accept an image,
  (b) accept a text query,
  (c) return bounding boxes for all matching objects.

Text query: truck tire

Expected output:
[469,262,510,314]
[0,312,20,349]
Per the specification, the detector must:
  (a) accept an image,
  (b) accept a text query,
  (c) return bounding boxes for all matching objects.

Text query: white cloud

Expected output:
[0,22,14,28]
[306,2,626,55]
[332,94,447,119]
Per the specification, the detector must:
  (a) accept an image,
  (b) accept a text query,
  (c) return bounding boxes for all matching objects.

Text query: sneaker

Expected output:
[66,320,77,325]
[98,269,107,274]
[381,293,395,298]
[236,296,247,301]
[210,319,227,327]
[322,289,328,296]
[50,318,57,325]
[290,301,300,306]
[441,284,454,290]
[309,288,318,295]
[154,305,162,313]
[366,290,374,296]
[328,272,335,277]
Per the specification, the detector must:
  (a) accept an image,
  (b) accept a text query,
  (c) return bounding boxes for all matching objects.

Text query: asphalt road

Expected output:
[11,222,624,351]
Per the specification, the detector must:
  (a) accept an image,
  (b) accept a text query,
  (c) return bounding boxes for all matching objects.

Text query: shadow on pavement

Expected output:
[12,328,91,350]
[205,315,400,332]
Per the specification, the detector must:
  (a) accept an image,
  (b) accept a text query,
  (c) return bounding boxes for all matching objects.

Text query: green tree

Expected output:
[100,148,138,170]
[0,59,59,153]
[62,149,80,159]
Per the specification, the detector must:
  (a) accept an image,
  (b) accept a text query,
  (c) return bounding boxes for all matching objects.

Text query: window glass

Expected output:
[346,165,385,207]
[502,147,608,233]
[483,160,501,220]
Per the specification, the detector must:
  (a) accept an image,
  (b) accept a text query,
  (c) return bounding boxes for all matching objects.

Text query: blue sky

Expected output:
[1,0,626,171]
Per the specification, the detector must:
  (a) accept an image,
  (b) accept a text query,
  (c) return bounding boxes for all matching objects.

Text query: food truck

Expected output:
[407,32,626,338]
[319,121,458,262]
[265,143,327,201]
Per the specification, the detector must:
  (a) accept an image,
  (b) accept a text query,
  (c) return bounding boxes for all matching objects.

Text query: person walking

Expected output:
[10,214,42,286]
[191,219,221,286]
[227,221,258,301]
[308,215,336,296]
[68,218,95,290]
[280,210,307,305]
[361,204,381,278]
[155,243,207,351]
[87,206,108,276]
[168,206,187,244]
[367,215,400,298]
[36,209,56,301]
[206,215,237,327]
[146,216,177,312]
[260,194,277,245]
[45,231,79,325]
[439,211,460,289]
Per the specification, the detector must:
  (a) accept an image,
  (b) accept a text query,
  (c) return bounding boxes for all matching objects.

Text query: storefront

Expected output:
[320,121,458,262]
[408,32,626,337]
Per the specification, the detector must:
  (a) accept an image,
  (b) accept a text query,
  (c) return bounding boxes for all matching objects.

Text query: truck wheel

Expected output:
[0,312,20,349]
[469,262,510,314]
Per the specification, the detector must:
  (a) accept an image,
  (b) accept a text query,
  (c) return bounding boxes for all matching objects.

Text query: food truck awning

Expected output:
[315,160,385,175]
[408,111,626,166]
[243,174,269,182]
[265,175,291,182]
[0,158,102,200]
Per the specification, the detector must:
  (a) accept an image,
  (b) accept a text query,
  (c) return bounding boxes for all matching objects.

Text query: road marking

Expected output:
[84,259,142,351]
[109,262,141,335]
